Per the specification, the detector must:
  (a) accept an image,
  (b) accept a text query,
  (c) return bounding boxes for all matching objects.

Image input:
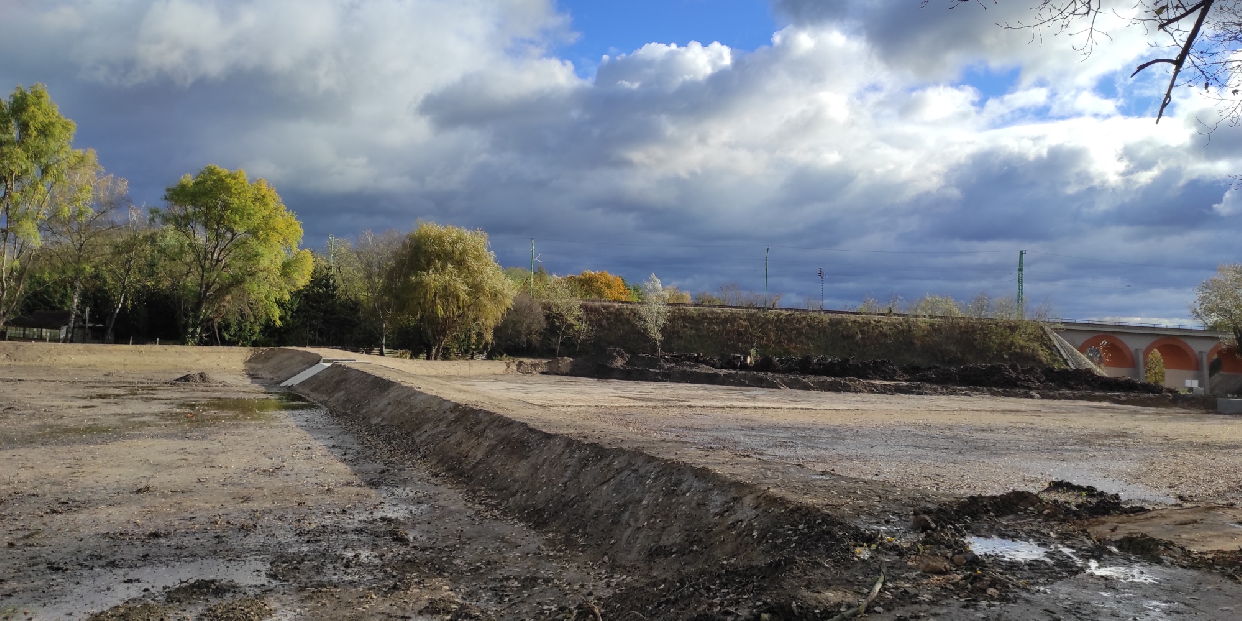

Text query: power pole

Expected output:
[1017,250,1026,320]
[530,238,536,298]
[327,234,335,266]
[765,246,770,309]
[817,267,824,311]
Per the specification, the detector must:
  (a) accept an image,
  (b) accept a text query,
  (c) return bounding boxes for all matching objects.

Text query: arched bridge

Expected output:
[1055,322,1242,395]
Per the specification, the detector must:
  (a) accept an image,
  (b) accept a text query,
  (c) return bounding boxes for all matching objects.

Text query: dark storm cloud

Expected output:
[0,0,1236,322]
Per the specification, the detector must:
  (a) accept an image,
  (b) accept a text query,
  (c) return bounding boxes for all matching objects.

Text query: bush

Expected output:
[492,293,545,355]
[1146,349,1166,385]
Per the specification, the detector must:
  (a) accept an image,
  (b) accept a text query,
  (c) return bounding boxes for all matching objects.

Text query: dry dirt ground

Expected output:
[3,344,1242,620]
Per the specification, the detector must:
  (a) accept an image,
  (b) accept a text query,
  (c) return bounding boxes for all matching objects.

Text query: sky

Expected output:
[2,0,1240,324]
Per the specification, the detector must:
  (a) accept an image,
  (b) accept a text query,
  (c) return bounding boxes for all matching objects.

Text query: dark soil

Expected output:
[643,351,1168,394]
[171,371,214,384]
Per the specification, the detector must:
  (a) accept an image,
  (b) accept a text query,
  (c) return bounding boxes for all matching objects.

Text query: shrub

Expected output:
[492,292,545,354]
[1146,349,1166,385]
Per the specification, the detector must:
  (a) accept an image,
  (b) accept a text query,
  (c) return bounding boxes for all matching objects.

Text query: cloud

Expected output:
[0,0,1237,321]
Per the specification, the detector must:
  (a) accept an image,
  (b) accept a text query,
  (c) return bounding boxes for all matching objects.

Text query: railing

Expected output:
[580,300,1214,330]
[1051,318,1215,331]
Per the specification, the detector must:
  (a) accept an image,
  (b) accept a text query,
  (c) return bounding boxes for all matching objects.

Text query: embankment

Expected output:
[247,348,879,607]
[575,303,1061,367]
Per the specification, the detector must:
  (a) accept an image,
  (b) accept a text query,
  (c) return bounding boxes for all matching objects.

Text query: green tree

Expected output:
[43,150,129,341]
[0,84,77,323]
[540,277,586,356]
[159,165,313,345]
[1192,263,1242,349]
[387,222,513,360]
[335,230,402,354]
[99,207,160,343]
[1146,349,1166,386]
[636,273,669,356]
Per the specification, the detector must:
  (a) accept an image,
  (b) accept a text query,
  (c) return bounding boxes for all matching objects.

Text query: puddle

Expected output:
[12,558,270,617]
[170,394,318,425]
[966,536,1050,562]
[1041,464,1177,504]
[1087,559,1160,583]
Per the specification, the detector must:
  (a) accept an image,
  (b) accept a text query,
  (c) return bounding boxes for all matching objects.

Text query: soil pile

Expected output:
[624,352,1167,394]
[172,371,214,384]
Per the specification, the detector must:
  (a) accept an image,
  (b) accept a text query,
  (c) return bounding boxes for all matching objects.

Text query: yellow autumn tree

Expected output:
[160,165,313,345]
[564,270,631,301]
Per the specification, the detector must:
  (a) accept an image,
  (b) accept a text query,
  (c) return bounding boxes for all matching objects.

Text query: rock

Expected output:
[913,555,951,574]
[951,554,966,566]
[986,588,1000,597]
[912,514,937,532]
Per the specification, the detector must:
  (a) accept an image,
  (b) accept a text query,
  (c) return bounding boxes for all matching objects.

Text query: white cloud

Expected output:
[0,0,1236,319]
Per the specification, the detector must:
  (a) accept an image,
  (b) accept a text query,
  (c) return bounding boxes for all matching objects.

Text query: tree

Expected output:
[387,222,513,360]
[98,207,160,343]
[335,230,403,354]
[563,270,631,301]
[0,84,77,323]
[280,253,361,348]
[959,1,1241,124]
[43,150,129,341]
[1146,349,1167,385]
[636,273,670,356]
[1192,263,1242,347]
[159,165,313,344]
[492,292,546,354]
[541,277,587,356]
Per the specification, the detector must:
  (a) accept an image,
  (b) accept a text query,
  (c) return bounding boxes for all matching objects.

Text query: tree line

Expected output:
[0,85,681,358]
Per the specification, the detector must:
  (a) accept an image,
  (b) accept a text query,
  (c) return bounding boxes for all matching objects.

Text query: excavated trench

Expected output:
[243,348,1242,620]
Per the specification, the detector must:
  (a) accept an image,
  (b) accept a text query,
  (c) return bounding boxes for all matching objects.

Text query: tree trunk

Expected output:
[65,281,83,343]
[105,291,126,344]
[379,318,387,356]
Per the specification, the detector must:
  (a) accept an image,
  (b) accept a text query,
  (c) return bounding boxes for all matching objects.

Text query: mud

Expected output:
[568,349,1215,410]
[4,343,1242,620]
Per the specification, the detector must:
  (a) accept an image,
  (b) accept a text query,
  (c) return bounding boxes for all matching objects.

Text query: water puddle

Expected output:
[13,558,270,617]
[170,393,317,425]
[1087,559,1160,583]
[966,536,1050,562]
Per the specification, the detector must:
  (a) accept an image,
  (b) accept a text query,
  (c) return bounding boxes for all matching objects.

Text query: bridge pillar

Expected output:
[1134,348,1145,382]
[1200,351,1210,391]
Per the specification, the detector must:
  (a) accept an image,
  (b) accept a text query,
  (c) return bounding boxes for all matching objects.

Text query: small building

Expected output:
[2,310,72,342]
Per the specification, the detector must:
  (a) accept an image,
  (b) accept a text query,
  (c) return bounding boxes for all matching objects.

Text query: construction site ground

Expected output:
[2,344,1241,621]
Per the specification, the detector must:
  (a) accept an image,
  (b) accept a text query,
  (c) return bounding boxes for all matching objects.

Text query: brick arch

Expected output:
[1077,334,1134,369]
[1144,337,1198,371]
[1209,342,1242,373]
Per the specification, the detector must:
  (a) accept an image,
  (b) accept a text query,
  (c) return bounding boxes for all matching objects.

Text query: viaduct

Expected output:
[1055,322,1242,395]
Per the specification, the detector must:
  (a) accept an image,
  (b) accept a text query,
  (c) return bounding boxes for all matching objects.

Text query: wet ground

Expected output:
[0,351,620,620]
[4,344,1242,620]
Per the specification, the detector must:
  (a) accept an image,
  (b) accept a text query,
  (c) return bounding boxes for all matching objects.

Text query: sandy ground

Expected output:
[0,346,620,621]
[4,344,1242,621]
[446,374,1242,507]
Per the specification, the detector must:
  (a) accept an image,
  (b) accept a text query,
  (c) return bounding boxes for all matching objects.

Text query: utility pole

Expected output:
[765,246,770,309]
[327,234,335,266]
[818,268,824,311]
[530,238,536,298]
[1017,250,1026,320]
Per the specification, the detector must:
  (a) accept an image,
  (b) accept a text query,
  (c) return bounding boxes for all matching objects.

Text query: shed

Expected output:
[2,310,72,342]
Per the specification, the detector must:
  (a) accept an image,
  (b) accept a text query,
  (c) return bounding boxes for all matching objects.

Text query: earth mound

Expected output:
[628,352,1168,394]
[172,371,214,384]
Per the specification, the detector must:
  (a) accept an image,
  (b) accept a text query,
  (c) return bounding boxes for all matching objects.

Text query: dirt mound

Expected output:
[162,579,238,604]
[617,352,1168,394]
[172,371,214,384]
